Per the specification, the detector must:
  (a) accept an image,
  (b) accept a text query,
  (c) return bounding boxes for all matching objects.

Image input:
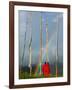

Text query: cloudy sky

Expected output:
[19,10,63,66]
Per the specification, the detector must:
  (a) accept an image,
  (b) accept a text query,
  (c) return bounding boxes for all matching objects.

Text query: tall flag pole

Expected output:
[28,12,32,76]
[46,18,48,62]
[56,15,59,77]
[39,13,42,75]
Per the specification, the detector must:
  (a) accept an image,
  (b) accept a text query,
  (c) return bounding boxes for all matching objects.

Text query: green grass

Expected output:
[19,71,63,79]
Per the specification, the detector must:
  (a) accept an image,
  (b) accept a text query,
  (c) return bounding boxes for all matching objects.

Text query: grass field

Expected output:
[19,70,63,79]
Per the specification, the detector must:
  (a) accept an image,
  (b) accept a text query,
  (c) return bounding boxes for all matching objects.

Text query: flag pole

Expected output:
[46,17,48,62]
[56,15,59,77]
[29,35,32,76]
[28,12,32,76]
[39,13,42,75]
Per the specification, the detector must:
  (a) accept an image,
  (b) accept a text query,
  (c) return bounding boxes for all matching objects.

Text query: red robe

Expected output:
[42,63,50,77]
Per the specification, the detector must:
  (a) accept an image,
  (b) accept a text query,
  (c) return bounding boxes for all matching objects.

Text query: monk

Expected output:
[42,62,50,77]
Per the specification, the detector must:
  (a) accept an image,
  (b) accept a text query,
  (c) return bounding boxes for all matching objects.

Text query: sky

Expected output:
[19,10,63,66]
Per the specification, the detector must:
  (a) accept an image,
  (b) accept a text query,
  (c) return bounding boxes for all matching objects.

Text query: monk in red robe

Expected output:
[42,62,50,77]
